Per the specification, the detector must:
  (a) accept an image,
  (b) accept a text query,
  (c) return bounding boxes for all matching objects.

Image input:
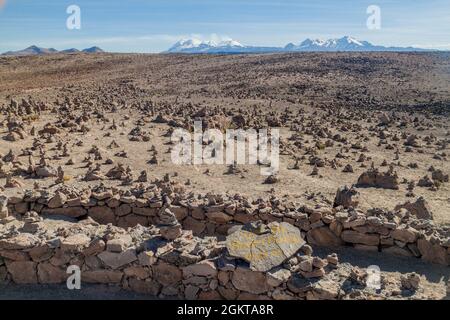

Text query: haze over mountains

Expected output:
[167,36,432,53]
[1,36,434,56]
[1,45,104,56]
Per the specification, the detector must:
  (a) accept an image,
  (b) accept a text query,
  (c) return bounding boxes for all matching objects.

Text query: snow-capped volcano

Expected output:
[166,36,430,54]
[285,36,376,51]
[167,38,246,53]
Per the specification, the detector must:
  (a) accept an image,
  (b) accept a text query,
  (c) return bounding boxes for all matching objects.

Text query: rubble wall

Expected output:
[0,222,344,300]
[6,190,450,266]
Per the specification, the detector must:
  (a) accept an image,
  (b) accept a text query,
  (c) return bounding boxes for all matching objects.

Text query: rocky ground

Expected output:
[0,52,449,300]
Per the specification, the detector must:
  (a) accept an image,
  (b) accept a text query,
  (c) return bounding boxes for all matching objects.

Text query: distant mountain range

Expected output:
[1,37,435,56]
[166,36,432,53]
[1,45,104,56]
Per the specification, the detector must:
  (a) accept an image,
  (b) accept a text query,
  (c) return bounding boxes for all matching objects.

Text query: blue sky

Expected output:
[0,0,449,52]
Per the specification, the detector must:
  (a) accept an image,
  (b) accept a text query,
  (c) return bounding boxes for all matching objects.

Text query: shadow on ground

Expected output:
[314,246,450,285]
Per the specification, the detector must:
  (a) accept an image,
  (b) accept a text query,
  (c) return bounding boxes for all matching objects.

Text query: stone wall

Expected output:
[6,185,450,266]
[0,219,348,300]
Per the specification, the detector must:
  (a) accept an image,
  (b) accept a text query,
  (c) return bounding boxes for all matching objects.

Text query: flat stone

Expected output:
[287,273,315,294]
[132,207,157,217]
[0,233,39,250]
[117,214,148,228]
[29,245,53,262]
[306,227,344,247]
[98,248,137,269]
[391,228,418,243]
[311,279,340,299]
[37,262,67,283]
[152,261,182,286]
[341,230,380,246]
[0,250,29,261]
[205,211,233,224]
[266,267,291,287]
[138,251,157,266]
[182,260,217,278]
[226,222,304,272]
[47,193,67,208]
[124,266,151,280]
[417,238,449,266]
[88,206,116,224]
[82,239,106,256]
[41,206,86,218]
[6,261,37,284]
[107,234,133,252]
[128,278,160,295]
[61,234,91,252]
[184,285,200,300]
[183,216,206,236]
[382,246,413,257]
[231,266,269,294]
[115,204,131,216]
